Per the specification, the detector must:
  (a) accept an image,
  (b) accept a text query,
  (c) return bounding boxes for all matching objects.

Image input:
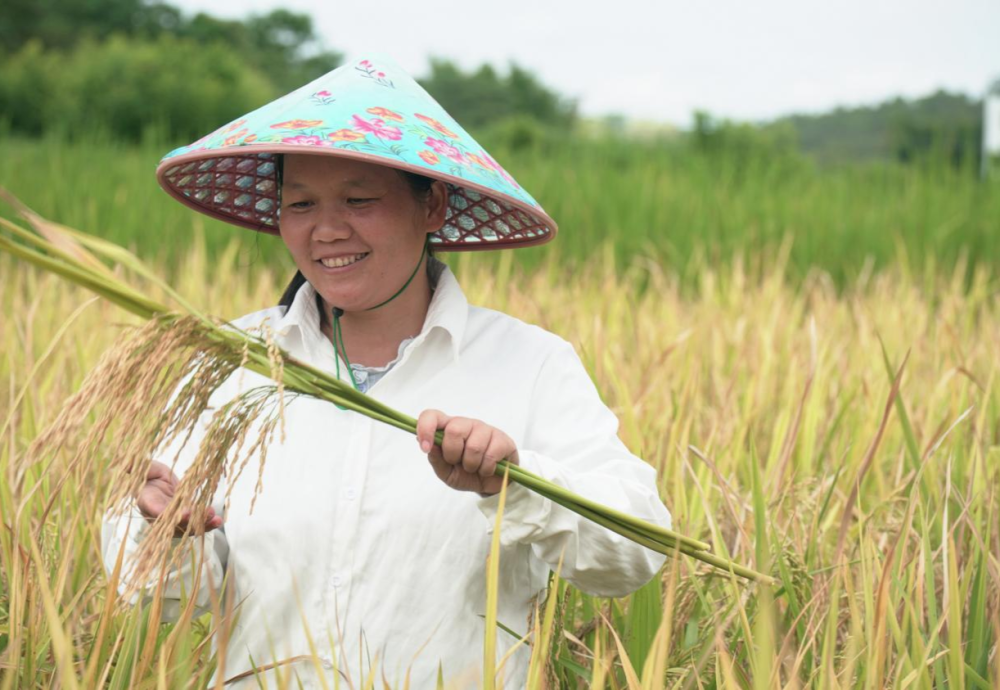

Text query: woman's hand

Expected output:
[137,461,224,537]
[416,410,519,496]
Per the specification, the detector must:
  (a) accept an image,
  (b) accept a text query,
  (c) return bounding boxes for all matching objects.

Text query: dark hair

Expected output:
[274,153,439,312]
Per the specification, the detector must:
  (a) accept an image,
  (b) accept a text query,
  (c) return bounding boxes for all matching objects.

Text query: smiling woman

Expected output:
[275,154,448,368]
[275,156,438,300]
[103,54,672,688]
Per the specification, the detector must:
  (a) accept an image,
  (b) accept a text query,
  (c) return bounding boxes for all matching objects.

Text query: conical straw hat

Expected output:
[156,54,557,251]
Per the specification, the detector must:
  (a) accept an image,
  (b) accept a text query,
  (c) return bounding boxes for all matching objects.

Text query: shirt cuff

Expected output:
[124,507,194,551]
[475,451,556,545]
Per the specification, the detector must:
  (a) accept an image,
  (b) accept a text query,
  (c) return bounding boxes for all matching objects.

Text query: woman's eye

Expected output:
[286,200,312,209]
[347,197,376,205]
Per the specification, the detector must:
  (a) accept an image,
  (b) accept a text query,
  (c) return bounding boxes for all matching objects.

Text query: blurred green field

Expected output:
[2,135,997,287]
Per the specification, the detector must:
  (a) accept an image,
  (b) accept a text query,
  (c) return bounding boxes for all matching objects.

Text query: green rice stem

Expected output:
[0,214,769,584]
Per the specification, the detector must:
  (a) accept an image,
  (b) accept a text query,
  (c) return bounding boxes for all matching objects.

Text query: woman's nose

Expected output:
[311,204,353,241]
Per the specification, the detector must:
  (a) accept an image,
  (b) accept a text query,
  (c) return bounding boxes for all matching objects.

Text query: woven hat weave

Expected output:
[156,54,557,251]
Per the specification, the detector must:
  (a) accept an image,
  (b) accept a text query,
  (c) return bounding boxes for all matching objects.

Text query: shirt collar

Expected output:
[420,257,468,361]
[274,256,468,362]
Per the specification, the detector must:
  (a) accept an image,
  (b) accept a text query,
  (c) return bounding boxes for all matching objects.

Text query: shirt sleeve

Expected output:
[100,371,231,622]
[476,339,671,598]
[101,504,228,622]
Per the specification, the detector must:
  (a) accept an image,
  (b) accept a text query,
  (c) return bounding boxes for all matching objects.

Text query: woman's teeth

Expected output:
[319,253,367,268]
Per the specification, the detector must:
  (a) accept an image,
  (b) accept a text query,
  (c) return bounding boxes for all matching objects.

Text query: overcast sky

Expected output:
[171,0,999,127]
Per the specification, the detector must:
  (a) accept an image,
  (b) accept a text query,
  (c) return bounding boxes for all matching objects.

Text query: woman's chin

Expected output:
[312,284,369,314]
[306,270,369,310]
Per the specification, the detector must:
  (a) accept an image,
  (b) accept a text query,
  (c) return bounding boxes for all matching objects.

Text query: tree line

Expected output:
[0,0,576,144]
[0,0,989,170]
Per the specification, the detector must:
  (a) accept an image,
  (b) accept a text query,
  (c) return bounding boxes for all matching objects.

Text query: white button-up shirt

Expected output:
[102,262,672,689]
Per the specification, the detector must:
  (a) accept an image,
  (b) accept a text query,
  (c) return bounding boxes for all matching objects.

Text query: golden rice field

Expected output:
[1,227,997,688]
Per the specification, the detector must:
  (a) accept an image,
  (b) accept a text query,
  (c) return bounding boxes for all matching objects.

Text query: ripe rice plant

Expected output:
[1,168,997,687]
[0,192,763,588]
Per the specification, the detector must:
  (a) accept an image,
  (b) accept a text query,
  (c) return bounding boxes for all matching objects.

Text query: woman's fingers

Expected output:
[137,461,180,518]
[441,417,473,466]
[145,460,179,487]
[462,423,493,475]
[174,506,224,537]
[416,409,450,453]
[137,483,172,519]
[139,460,223,534]
[200,507,223,531]
[482,432,514,477]
[191,506,221,529]
[416,410,520,495]
[427,446,456,486]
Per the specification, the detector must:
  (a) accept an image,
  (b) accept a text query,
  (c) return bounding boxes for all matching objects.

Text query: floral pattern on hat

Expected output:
[355,59,395,88]
[271,119,325,130]
[366,106,403,121]
[311,90,336,105]
[158,54,555,250]
[351,114,403,141]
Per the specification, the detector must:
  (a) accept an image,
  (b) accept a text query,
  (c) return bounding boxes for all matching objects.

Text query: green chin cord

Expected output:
[329,237,429,406]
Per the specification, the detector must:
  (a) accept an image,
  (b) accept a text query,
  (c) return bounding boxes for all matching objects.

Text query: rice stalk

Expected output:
[0,189,772,586]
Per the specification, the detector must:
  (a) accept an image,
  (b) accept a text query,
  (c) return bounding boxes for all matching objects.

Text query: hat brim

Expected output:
[156,144,558,252]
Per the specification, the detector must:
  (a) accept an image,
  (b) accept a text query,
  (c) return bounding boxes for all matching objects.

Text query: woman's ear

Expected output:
[424,181,449,233]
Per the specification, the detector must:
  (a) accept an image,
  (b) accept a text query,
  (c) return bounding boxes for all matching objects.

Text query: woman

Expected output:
[102,55,672,688]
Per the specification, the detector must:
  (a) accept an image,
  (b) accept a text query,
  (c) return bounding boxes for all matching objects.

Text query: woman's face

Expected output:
[278,154,447,312]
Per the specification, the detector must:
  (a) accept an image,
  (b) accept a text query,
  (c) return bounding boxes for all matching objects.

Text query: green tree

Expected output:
[172,10,341,88]
[886,90,981,169]
[245,10,341,87]
[775,89,981,167]
[0,35,276,141]
[0,0,200,54]
[691,110,798,158]
[0,1,341,92]
[419,58,576,131]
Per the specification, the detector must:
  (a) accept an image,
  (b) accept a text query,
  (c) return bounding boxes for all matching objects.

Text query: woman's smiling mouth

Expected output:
[317,252,370,269]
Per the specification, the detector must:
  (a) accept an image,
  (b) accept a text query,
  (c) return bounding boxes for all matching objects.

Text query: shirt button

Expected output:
[345,488,357,500]
[332,575,342,587]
